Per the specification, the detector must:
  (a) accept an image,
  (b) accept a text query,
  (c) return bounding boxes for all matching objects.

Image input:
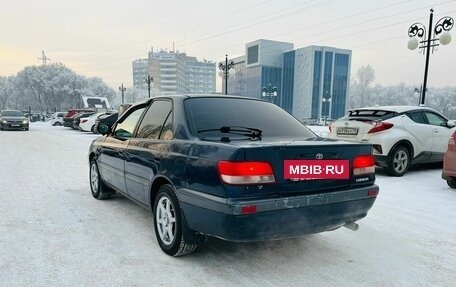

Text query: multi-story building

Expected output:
[185,57,216,94]
[226,40,351,120]
[132,58,149,90]
[145,50,216,95]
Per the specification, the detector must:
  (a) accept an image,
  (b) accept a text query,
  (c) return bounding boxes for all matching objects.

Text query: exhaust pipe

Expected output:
[343,222,359,231]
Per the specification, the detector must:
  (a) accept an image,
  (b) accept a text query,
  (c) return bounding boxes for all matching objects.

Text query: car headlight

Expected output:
[23,120,28,124]
[1,120,6,123]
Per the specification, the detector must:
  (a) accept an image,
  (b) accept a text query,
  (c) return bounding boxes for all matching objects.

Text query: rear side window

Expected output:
[184,98,314,138]
[406,111,426,124]
[136,100,173,140]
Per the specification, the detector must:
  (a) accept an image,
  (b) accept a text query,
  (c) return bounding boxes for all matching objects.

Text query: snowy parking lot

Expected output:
[1,123,455,287]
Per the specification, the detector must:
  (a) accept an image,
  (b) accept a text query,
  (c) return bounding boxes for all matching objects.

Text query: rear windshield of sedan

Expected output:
[1,110,24,117]
[184,97,315,138]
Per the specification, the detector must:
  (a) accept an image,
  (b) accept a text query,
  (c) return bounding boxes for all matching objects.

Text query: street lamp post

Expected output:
[322,92,332,125]
[219,54,234,95]
[261,83,278,103]
[119,83,126,104]
[145,75,153,98]
[408,8,454,105]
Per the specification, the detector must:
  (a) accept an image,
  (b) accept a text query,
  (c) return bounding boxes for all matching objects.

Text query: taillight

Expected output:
[368,122,394,134]
[353,155,375,175]
[217,161,275,185]
[449,131,456,148]
[81,119,88,123]
[241,205,257,214]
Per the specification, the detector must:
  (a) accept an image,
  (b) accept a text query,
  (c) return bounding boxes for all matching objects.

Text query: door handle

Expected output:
[433,129,439,133]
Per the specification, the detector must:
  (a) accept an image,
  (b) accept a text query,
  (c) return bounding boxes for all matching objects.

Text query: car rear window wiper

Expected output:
[197,126,262,142]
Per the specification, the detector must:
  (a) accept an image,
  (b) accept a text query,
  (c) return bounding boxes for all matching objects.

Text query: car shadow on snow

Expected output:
[375,162,443,176]
[107,192,343,262]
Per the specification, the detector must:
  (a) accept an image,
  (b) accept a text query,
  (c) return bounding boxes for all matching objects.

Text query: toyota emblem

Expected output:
[316,153,323,160]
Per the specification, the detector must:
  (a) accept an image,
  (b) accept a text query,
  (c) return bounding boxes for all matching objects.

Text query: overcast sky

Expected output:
[1,0,456,91]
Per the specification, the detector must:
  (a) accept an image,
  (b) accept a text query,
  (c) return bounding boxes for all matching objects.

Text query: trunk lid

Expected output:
[225,138,374,197]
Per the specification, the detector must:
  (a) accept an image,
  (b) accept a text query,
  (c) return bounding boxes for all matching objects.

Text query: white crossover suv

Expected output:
[328,106,456,176]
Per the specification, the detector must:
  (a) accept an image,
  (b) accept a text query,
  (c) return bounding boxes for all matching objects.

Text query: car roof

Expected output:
[136,94,267,105]
[349,105,436,113]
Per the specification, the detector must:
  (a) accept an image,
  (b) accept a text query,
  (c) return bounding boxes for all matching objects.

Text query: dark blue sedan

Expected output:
[89,95,379,256]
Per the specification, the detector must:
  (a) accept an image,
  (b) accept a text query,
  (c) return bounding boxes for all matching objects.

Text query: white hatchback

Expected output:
[49,112,65,126]
[328,106,456,176]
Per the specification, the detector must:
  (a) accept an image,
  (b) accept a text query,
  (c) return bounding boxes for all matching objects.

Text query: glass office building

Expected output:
[227,40,351,121]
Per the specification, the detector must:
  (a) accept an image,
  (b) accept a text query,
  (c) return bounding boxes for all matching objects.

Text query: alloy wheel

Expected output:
[393,150,408,173]
[156,196,176,245]
[90,163,99,192]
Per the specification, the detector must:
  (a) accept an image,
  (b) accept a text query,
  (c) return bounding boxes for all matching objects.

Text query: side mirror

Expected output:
[97,124,111,135]
[448,120,455,128]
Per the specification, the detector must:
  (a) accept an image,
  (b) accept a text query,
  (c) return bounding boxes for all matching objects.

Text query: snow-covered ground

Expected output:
[1,123,455,287]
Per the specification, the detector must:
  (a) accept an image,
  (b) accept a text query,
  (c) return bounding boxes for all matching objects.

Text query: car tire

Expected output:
[385,145,410,177]
[89,159,115,200]
[153,184,200,257]
[91,125,95,133]
[447,178,456,189]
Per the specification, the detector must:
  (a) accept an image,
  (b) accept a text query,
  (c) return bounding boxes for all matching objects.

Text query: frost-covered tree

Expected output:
[124,87,149,104]
[350,65,376,108]
[0,76,15,110]
[1,64,115,112]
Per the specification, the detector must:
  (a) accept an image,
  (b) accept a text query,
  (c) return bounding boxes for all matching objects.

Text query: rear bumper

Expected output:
[374,155,389,167]
[442,151,456,179]
[177,185,379,242]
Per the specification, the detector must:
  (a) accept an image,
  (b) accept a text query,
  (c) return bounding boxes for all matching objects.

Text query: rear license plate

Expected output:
[284,160,349,179]
[337,127,359,135]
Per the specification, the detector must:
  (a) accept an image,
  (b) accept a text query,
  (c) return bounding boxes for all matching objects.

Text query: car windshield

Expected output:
[1,110,24,117]
[184,97,315,139]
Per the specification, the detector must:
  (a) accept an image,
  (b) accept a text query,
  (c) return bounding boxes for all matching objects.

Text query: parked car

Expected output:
[93,112,118,134]
[89,95,379,256]
[50,112,65,126]
[0,110,29,131]
[328,106,456,176]
[79,112,114,132]
[63,109,93,127]
[442,130,456,188]
[71,111,96,130]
